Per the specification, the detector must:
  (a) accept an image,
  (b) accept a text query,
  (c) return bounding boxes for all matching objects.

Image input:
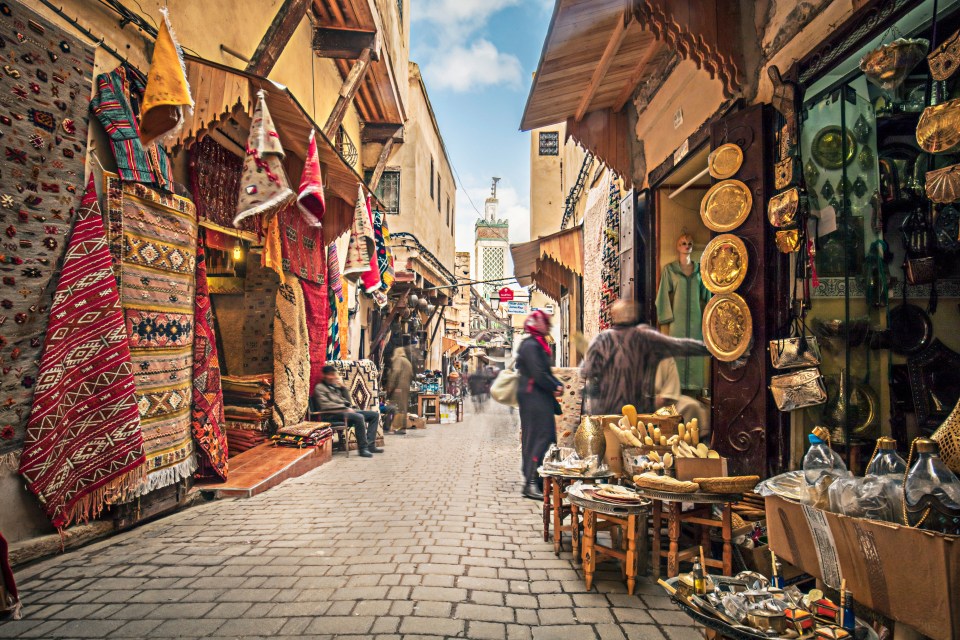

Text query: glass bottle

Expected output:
[866,436,907,479]
[803,426,848,485]
[905,438,960,508]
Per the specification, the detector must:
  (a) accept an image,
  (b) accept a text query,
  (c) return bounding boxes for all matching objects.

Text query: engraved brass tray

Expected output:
[700,180,752,232]
[917,98,960,154]
[708,143,743,180]
[702,293,752,362]
[811,126,856,170]
[700,234,748,294]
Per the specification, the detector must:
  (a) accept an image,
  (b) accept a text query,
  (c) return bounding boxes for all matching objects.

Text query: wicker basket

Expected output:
[693,475,760,494]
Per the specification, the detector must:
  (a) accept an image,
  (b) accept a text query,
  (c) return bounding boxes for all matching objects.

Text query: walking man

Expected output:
[385,346,413,434]
[313,365,383,458]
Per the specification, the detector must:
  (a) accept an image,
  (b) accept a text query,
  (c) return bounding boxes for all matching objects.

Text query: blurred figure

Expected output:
[516,310,562,500]
[468,369,490,412]
[654,357,710,441]
[385,347,413,434]
[582,300,709,415]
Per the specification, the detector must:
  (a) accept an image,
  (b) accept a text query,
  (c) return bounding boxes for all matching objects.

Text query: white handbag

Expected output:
[490,363,520,408]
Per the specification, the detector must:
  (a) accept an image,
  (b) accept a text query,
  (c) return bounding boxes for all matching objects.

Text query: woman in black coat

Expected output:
[515,310,562,500]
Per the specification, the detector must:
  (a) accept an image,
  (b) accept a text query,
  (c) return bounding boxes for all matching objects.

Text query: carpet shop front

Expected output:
[0,1,389,549]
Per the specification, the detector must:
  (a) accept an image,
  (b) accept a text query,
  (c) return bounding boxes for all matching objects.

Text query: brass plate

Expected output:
[700,180,752,232]
[702,293,752,362]
[811,126,856,170]
[917,98,960,154]
[708,143,743,179]
[700,234,748,294]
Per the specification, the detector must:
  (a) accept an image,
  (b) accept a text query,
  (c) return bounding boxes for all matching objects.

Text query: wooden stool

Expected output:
[643,490,741,579]
[567,485,649,595]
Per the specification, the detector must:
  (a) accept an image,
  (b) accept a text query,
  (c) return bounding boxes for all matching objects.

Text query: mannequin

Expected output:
[655,233,711,392]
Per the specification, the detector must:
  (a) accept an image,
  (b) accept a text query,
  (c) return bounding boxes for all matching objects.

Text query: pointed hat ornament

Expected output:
[140,8,193,146]
[234,89,295,227]
[297,129,326,227]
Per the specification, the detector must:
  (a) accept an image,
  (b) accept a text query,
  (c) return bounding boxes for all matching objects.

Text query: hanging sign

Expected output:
[498,287,515,302]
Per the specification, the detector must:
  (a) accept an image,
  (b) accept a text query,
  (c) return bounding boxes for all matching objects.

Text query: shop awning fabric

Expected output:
[510,225,583,301]
[171,56,377,240]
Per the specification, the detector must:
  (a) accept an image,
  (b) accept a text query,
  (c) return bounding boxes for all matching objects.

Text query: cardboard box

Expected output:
[674,456,727,481]
[408,416,426,430]
[765,493,960,640]
[739,542,806,583]
[635,413,683,437]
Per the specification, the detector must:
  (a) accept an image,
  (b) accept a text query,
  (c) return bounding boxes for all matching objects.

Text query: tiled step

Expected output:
[196,440,333,498]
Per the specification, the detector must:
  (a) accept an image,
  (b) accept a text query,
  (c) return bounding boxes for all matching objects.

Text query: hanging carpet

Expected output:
[106,176,197,495]
[300,278,329,390]
[19,178,144,529]
[374,210,395,292]
[280,203,325,284]
[191,245,228,481]
[0,1,94,458]
[273,282,310,430]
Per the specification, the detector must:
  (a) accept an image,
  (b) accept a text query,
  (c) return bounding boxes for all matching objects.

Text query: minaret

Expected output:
[474,177,509,302]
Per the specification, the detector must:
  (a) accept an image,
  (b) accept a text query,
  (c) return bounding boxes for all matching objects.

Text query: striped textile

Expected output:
[19,178,145,529]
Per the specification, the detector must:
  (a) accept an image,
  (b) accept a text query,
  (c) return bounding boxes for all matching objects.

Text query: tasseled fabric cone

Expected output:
[343,186,375,279]
[140,8,193,146]
[361,195,382,294]
[234,90,294,227]
[297,130,326,227]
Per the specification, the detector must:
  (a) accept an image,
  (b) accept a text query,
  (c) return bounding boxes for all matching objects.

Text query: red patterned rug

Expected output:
[300,278,329,390]
[192,244,228,481]
[19,177,145,529]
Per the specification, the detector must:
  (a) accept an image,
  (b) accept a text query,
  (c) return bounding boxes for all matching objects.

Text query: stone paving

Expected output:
[0,402,704,639]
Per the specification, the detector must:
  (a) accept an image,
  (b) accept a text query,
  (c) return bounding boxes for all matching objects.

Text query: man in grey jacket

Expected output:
[314,365,383,458]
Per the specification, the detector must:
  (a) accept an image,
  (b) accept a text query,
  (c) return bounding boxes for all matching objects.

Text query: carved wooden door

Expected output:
[709,105,791,477]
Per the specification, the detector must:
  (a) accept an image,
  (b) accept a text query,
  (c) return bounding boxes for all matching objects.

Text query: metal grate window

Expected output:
[482,247,504,297]
[539,131,559,156]
[365,168,400,215]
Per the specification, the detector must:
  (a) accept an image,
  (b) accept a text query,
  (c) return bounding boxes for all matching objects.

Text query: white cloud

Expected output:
[413,0,521,35]
[423,40,523,92]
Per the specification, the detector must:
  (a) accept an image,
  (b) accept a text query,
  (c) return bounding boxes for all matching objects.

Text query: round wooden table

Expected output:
[566,483,650,595]
[538,468,615,557]
[632,487,742,579]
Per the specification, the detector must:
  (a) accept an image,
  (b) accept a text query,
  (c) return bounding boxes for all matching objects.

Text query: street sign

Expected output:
[505,300,528,315]
[498,287,514,302]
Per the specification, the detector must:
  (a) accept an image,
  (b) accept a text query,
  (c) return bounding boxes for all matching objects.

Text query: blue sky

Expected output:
[409,0,554,253]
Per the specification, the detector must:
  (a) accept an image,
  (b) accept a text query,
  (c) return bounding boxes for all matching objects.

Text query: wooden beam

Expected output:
[613,33,660,112]
[361,123,404,143]
[312,26,378,59]
[323,46,374,138]
[367,136,397,192]
[574,11,630,122]
[246,0,310,76]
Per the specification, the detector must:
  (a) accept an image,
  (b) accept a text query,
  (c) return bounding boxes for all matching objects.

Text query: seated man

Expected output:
[313,365,383,458]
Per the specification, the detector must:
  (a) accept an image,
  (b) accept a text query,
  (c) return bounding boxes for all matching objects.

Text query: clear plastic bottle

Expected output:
[904,438,960,508]
[865,436,907,479]
[803,426,847,485]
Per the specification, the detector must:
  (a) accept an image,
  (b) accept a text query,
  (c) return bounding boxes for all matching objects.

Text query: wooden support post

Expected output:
[324,45,375,139]
[367,136,396,192]
[575,11,629,121]
[246,0,310,76]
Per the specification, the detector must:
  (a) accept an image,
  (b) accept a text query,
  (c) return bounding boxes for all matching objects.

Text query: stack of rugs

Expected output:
[272,422,333,449]
[222,374,274,456]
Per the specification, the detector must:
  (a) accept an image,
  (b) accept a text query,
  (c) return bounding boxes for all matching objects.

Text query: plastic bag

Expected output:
[827,475,902,523]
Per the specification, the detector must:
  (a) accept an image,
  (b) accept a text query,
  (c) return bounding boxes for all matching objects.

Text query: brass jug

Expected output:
[574,415,606,460]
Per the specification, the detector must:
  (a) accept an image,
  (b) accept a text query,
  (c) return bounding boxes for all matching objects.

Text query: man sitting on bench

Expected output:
[313,365,383,458]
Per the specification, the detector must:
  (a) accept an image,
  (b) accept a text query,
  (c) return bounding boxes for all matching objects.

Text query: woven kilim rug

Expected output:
[0,1,94,457]
[106,176,197,494]
[331,360,384,447]
[19,178,144,529]
[273,283,310,430]
[300,278,328,390]
[191,245,228,481]
[280,203,325,284]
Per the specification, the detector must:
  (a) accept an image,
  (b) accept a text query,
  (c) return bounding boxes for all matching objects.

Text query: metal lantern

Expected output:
[408,294,419,307]
[418,298,428,311]
[426,304,436,314]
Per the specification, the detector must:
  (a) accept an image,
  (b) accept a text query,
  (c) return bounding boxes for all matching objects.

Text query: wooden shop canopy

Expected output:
[510,225,583,301]
[311,0,405,126]
[521,0,743,182]
[172,56,377,240]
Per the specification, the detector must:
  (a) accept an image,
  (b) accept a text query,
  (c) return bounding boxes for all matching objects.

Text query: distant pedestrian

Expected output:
[385,347,413,434]
[516,310,562,500]
[468,371,489,412]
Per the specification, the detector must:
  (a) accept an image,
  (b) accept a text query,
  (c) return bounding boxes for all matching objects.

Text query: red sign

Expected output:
[498,287,514,302]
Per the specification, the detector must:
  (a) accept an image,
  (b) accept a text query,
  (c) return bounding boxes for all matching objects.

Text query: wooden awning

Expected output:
[173,56,375,240]
[521,1,743,172]
[510,226,583,301]
[312,0,405,125]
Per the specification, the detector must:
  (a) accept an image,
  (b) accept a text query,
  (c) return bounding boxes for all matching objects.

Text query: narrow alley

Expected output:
[0,405,702,640]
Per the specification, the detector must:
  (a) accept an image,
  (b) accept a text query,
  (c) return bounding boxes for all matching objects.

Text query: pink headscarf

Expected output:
[524,310,552,356]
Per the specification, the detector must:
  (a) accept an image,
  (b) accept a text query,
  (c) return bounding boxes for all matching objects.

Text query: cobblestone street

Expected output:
[0,404,703,640]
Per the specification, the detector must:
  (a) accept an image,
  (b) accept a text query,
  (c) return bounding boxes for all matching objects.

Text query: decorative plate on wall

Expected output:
[700,180,752,232]
[702,293,752,362]
[811,126,857,169]
[700,234,748,294]
[708,143,743,179]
